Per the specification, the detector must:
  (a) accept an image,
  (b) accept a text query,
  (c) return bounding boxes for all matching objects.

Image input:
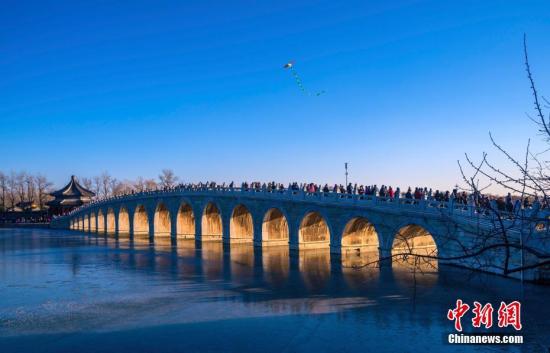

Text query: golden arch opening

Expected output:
[97,210,105,234]
[154,203,171,238]
[341,217,380,267]
[118,206,130,237]
[230,204,253,242]
[392,224,438,270]
[201,202,222,240]
[177,203,195,239]
[84,214,89,232]
[342,217,379,250]
[133,205,149,237]
[299,212,330,249]
[90,212,96,232]
[262,208,289,245]
[106,208,115,234]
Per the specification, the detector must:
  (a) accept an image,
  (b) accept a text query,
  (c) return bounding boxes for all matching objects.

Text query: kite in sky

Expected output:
[283,61,325,96]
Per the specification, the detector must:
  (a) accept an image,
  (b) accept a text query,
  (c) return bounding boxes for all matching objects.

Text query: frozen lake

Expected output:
[0,228,548,352]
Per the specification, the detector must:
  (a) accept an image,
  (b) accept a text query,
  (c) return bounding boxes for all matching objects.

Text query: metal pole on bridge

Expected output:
[345,162,349,186]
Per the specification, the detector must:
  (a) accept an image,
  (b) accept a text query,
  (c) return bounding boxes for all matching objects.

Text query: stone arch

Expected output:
[83,214,89,231]
[340,216,380,266]
[177,203,195,239]
[118,206,130,236]
[106,208,116,234]
[230,204,253,242]
[391,224,438,270]
[154,202,171,238]
[298,211,330,249]
[201,202,222,240]
[97,209,105,234]
[90,212,96,232]
[262,208,289,245]
[133,205,149,237]
[341,217,379,250]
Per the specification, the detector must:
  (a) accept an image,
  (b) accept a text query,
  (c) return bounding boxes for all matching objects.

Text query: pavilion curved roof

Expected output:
[49,175,95,198]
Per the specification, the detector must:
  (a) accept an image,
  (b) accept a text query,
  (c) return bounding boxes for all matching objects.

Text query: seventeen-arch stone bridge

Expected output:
[51,186,549,281]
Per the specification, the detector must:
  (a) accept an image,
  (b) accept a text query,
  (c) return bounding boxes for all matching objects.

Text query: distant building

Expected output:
[14,201,39,211]
[46,175,95,216]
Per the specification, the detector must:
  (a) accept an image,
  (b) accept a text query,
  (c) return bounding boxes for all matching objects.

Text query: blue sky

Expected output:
[1,0,549,190]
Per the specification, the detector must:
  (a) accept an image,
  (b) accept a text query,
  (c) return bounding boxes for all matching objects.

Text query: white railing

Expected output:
[56,185,549,227]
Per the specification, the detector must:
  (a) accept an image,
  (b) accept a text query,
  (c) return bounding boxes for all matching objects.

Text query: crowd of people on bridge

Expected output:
[65,179,547,219]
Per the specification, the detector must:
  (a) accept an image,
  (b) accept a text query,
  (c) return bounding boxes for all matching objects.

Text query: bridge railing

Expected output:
[57,185,550,228]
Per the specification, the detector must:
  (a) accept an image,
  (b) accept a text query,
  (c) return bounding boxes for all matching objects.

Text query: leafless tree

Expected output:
[92,175,102,199]
[159,169,178,188]
[7,172,17,209]
[134,176,146,192]
[0,172,7,211]
[350,36,550,282]
[144,178,158,190]
[25,174,36,205]
[99,172,113,198]
[0,171,54,211]
[112,180,134,196]
[81,177,93,192]
[14,172,27,205]
[108,177,119,196]
[36,174,53,210]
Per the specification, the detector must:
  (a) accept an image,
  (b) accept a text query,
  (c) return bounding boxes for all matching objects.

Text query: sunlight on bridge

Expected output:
[202,202,222,240]
[84,214,89,232]
[340,217,380,267]
[154,203,171,238]
[177,203,195,239]
[154,234,172,250]
[106,208,115,235]
[341,250,380,269]
[392,224,438,271]
[341,217,379,251]
[262,208,289,245]
[299,212,330,249]
[133,205,149,238]
[118,206,129,237]
[97,209,105,234]
[230,204,253,243]
[90,212,96,232]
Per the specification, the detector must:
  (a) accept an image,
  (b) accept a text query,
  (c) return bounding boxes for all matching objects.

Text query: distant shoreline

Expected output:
[0,223,50,229]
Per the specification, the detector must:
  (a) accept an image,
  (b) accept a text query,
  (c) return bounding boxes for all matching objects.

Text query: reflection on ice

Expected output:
[262,246,289,287]
[298,249,331,291]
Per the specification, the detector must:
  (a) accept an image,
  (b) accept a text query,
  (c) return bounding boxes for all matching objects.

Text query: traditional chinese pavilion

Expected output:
[47,175,95,216]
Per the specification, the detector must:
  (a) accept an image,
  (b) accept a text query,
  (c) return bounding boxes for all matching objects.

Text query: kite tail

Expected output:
[289,67,324,96]
[290,68,307,94]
